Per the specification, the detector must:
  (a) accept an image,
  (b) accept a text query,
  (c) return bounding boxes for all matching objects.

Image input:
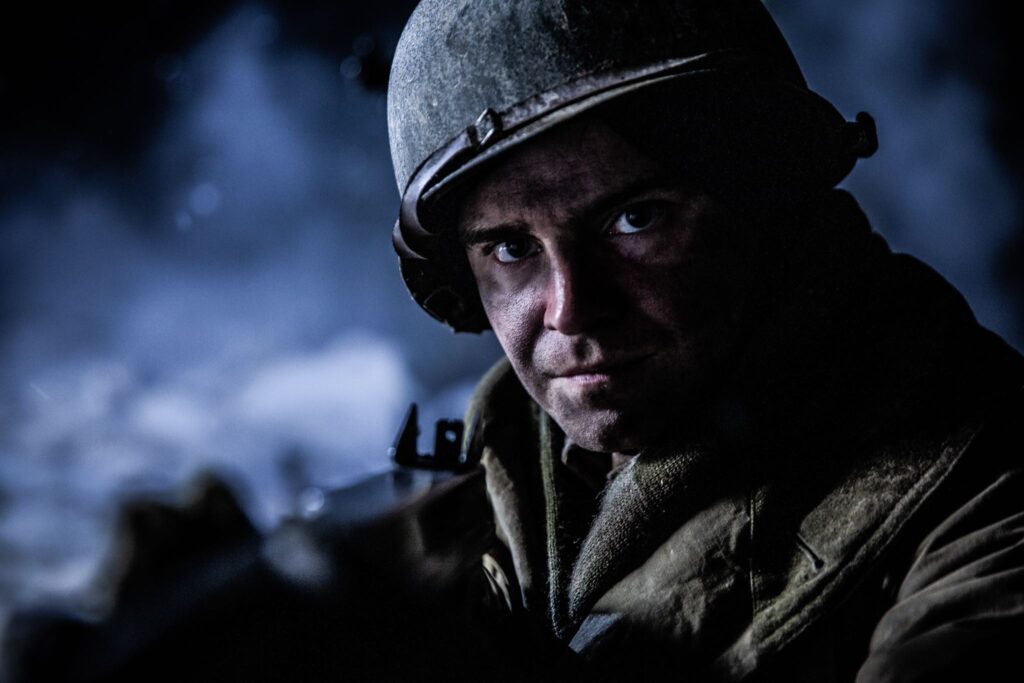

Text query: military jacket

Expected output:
[465,196,1024,681]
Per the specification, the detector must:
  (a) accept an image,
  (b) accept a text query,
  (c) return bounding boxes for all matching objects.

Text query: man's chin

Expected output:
[544,380,693,453]
[553,407,650,455]
[548,385,700,454]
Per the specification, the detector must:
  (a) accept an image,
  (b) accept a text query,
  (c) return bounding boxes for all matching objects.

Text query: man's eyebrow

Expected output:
[578,174,681,225]
[458,173,682,245]
[459,221,531,246]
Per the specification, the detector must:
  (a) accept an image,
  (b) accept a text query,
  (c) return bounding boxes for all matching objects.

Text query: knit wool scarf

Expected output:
[541,418,727,637]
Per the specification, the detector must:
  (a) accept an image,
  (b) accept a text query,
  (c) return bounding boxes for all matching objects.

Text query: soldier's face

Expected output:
[458,118,751,453]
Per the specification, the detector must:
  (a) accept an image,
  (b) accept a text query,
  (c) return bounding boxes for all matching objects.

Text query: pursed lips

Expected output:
[547,352,654,380]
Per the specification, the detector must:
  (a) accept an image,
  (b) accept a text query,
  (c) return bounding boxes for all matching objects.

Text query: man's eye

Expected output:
[493,238,539,263]
[609,202,664,235]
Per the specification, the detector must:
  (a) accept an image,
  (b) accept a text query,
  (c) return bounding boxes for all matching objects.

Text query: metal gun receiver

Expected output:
[388,403,479,471]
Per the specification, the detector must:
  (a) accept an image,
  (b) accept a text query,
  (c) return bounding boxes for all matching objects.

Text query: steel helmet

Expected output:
[387,0,878,332]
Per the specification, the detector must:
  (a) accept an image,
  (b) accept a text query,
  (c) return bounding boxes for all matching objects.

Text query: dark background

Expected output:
[0,0,1020,634]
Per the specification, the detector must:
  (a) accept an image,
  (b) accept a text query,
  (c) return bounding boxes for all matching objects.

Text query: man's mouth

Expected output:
[551,354,653,382]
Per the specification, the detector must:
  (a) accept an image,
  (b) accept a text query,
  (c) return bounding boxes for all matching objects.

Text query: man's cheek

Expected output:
[645,261,739,323]
[616,229,696,267]
[484,296,540,369]
[482,275,545,323]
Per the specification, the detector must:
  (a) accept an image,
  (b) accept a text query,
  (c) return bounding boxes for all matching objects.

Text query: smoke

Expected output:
[0,0,1018,635]
[0,6,498,621]
[769,0,1020,339]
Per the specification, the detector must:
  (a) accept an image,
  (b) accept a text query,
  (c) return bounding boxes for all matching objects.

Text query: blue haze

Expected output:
[0,2,1018,633]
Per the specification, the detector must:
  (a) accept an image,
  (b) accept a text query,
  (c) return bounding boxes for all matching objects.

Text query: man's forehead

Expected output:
[457,118,673,230]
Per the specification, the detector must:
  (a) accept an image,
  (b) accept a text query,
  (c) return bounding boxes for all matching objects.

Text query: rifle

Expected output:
[1,405,561,682]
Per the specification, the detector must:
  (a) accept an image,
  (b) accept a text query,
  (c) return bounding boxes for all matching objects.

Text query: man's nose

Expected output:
[543,250,614,334]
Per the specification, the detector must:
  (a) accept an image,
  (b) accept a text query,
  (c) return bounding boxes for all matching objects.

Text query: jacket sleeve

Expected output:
[856,468,1024,683]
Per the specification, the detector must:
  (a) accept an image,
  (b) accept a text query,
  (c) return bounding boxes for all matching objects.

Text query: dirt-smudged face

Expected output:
[458,118,753,453]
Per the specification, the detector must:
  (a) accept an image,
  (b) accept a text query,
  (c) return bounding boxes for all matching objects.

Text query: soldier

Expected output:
[6,2,1022,681]
[387,0,1024,680]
